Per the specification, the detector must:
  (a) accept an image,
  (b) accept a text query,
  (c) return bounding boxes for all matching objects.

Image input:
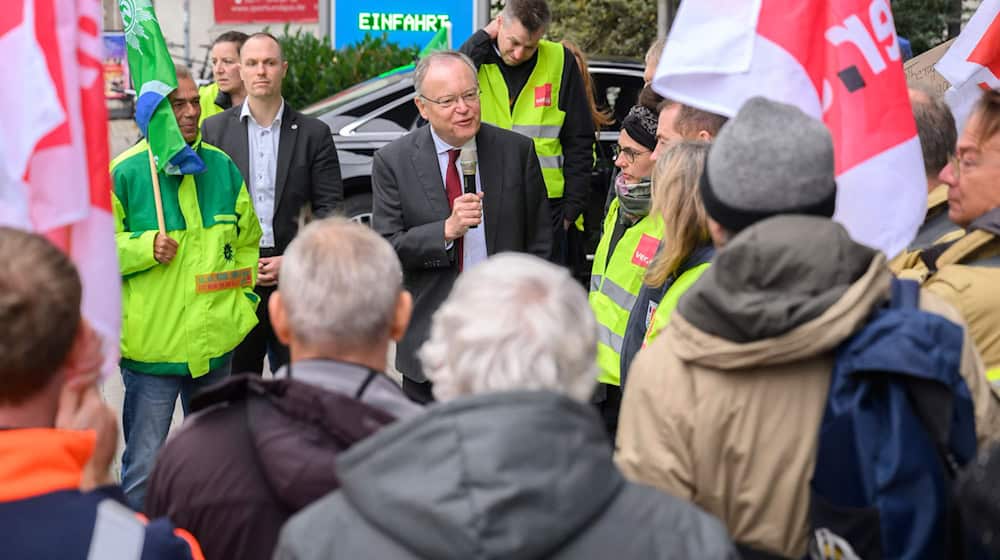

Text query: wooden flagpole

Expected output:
[147,147,166,235]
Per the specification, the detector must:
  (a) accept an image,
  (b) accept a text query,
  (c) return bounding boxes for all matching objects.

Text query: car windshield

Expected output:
[302,66,414,117]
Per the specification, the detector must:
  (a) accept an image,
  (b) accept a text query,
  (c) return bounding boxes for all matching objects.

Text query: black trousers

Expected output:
[549,199,589,285]
[232,284,290,376]
[592,383,623,444]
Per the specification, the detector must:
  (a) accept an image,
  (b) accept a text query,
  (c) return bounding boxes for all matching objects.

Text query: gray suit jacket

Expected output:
[373,123,552,382]
[201,103,343,254]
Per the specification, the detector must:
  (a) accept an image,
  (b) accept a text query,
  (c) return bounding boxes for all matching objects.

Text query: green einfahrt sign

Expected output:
[358,12,451,33]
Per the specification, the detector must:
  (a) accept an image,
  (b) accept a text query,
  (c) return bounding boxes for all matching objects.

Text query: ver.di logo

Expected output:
[223,242,234,262]
[119,0,156,54]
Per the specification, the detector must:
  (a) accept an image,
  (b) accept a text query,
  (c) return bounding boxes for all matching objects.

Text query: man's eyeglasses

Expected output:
[420,89,481,110]
[612,144,651,164]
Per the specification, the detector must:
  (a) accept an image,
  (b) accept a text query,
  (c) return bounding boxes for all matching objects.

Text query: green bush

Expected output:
[273,26,419,109]
[489,0,660,58]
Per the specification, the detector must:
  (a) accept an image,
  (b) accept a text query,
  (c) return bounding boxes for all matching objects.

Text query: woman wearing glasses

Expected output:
[588,104,664,442]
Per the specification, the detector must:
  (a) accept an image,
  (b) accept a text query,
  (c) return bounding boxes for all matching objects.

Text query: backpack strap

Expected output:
[888,278,920,311]
[936,230,996,267]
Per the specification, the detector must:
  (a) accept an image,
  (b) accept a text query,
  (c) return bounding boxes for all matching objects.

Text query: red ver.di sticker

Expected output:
[632,234,659,267]
[534,83,552,107]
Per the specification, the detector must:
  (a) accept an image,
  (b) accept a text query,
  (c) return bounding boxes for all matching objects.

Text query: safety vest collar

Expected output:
[0,428,94,502]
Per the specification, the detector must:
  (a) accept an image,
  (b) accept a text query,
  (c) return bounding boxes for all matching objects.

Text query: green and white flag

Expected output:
[119,0,203,174]
[419,22,452,58]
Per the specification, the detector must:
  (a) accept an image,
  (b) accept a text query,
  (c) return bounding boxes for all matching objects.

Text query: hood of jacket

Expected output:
[333,391,624,560]
[673,215,892,369]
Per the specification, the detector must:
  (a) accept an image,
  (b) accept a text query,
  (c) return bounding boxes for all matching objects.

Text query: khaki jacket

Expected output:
[889,184,959,273]
[616,220,1000,558]
[897,224,1000,377]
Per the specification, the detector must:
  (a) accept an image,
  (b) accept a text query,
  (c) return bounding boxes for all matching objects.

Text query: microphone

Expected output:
[459,140,478,229]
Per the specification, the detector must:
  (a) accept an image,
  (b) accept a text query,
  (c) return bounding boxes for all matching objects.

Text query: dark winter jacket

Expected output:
[145,361,422,560]
[275,390,737,560]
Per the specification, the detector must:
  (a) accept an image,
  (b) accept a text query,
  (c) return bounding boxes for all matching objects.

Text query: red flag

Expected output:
[1,0,120,374]
[936,0,1000,131]
[653,0,925,257]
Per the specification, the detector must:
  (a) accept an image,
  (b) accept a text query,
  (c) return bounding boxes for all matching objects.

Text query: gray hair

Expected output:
[279,217,403,351]
[174,62,193,81]
[909,86,957,179]
[420,253,598,403]
[414,50,477,98]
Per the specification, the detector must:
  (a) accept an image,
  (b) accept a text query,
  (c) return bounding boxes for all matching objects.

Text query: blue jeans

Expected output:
[120,358,231,511]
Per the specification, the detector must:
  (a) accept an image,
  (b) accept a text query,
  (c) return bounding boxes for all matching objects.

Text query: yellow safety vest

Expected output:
[589,199,664,386]
[479,40,566,199]
[198,83,225,127]
[642,263,711,346]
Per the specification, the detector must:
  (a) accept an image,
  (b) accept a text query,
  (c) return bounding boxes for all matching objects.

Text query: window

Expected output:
[590,70,644,132]
[354,96,421,133]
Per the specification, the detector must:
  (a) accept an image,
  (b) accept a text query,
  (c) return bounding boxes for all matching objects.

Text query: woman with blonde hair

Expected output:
[619,141,714,385]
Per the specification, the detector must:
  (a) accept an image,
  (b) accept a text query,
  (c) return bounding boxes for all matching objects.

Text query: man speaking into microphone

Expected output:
[372,51,552,404]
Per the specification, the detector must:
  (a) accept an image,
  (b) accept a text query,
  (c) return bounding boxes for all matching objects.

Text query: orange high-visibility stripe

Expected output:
[135,513,206,560]
[172,527,206,560]
[0,429,95,502]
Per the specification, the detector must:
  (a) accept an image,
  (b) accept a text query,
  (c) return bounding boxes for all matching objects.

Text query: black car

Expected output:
[302,57,646,237]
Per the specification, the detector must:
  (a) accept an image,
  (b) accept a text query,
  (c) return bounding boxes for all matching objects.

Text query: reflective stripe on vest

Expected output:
[479,40,566,199]
[643,263,711,346]
[537,154,564,169]
[598,323,625,353]
[512,124,561,138]
[589,199,665,386]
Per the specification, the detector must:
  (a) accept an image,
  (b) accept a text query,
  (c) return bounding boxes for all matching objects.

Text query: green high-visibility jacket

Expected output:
[589,199,664,386]
[479,40,567,199]
[110,138,262,377]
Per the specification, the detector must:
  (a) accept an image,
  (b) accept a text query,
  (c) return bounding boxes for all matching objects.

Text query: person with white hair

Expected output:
[144,217,422,560]
[274,253,737,560]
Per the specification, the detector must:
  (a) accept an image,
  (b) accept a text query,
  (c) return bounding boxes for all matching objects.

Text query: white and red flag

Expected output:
[654,0,925,257]
[0,0,120,373]
[936,0,1000,132]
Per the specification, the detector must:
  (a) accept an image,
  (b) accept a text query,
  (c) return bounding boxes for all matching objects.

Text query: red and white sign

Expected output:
[654,0,925,257]
[936,0,1000,132]
[534,83,552,107]
[214,0,318,24]
[0,0,120,375]
[631,233,659,267]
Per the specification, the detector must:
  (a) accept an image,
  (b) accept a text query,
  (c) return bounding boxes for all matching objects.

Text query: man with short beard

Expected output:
[460,0,593,267]
[111,64,261,510]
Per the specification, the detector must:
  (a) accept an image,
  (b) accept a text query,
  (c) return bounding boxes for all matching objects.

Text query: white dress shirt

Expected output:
[429,127,487,270]
[241,100,284,249]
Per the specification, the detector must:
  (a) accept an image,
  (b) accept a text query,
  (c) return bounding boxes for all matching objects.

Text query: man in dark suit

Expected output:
[373,51,552,403]
[202,32,343,375]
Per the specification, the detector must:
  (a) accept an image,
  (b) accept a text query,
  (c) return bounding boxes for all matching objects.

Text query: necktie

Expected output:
[446,149,463,271]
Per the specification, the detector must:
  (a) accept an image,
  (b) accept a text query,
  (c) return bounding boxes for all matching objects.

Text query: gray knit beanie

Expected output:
[701,96,837,233]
